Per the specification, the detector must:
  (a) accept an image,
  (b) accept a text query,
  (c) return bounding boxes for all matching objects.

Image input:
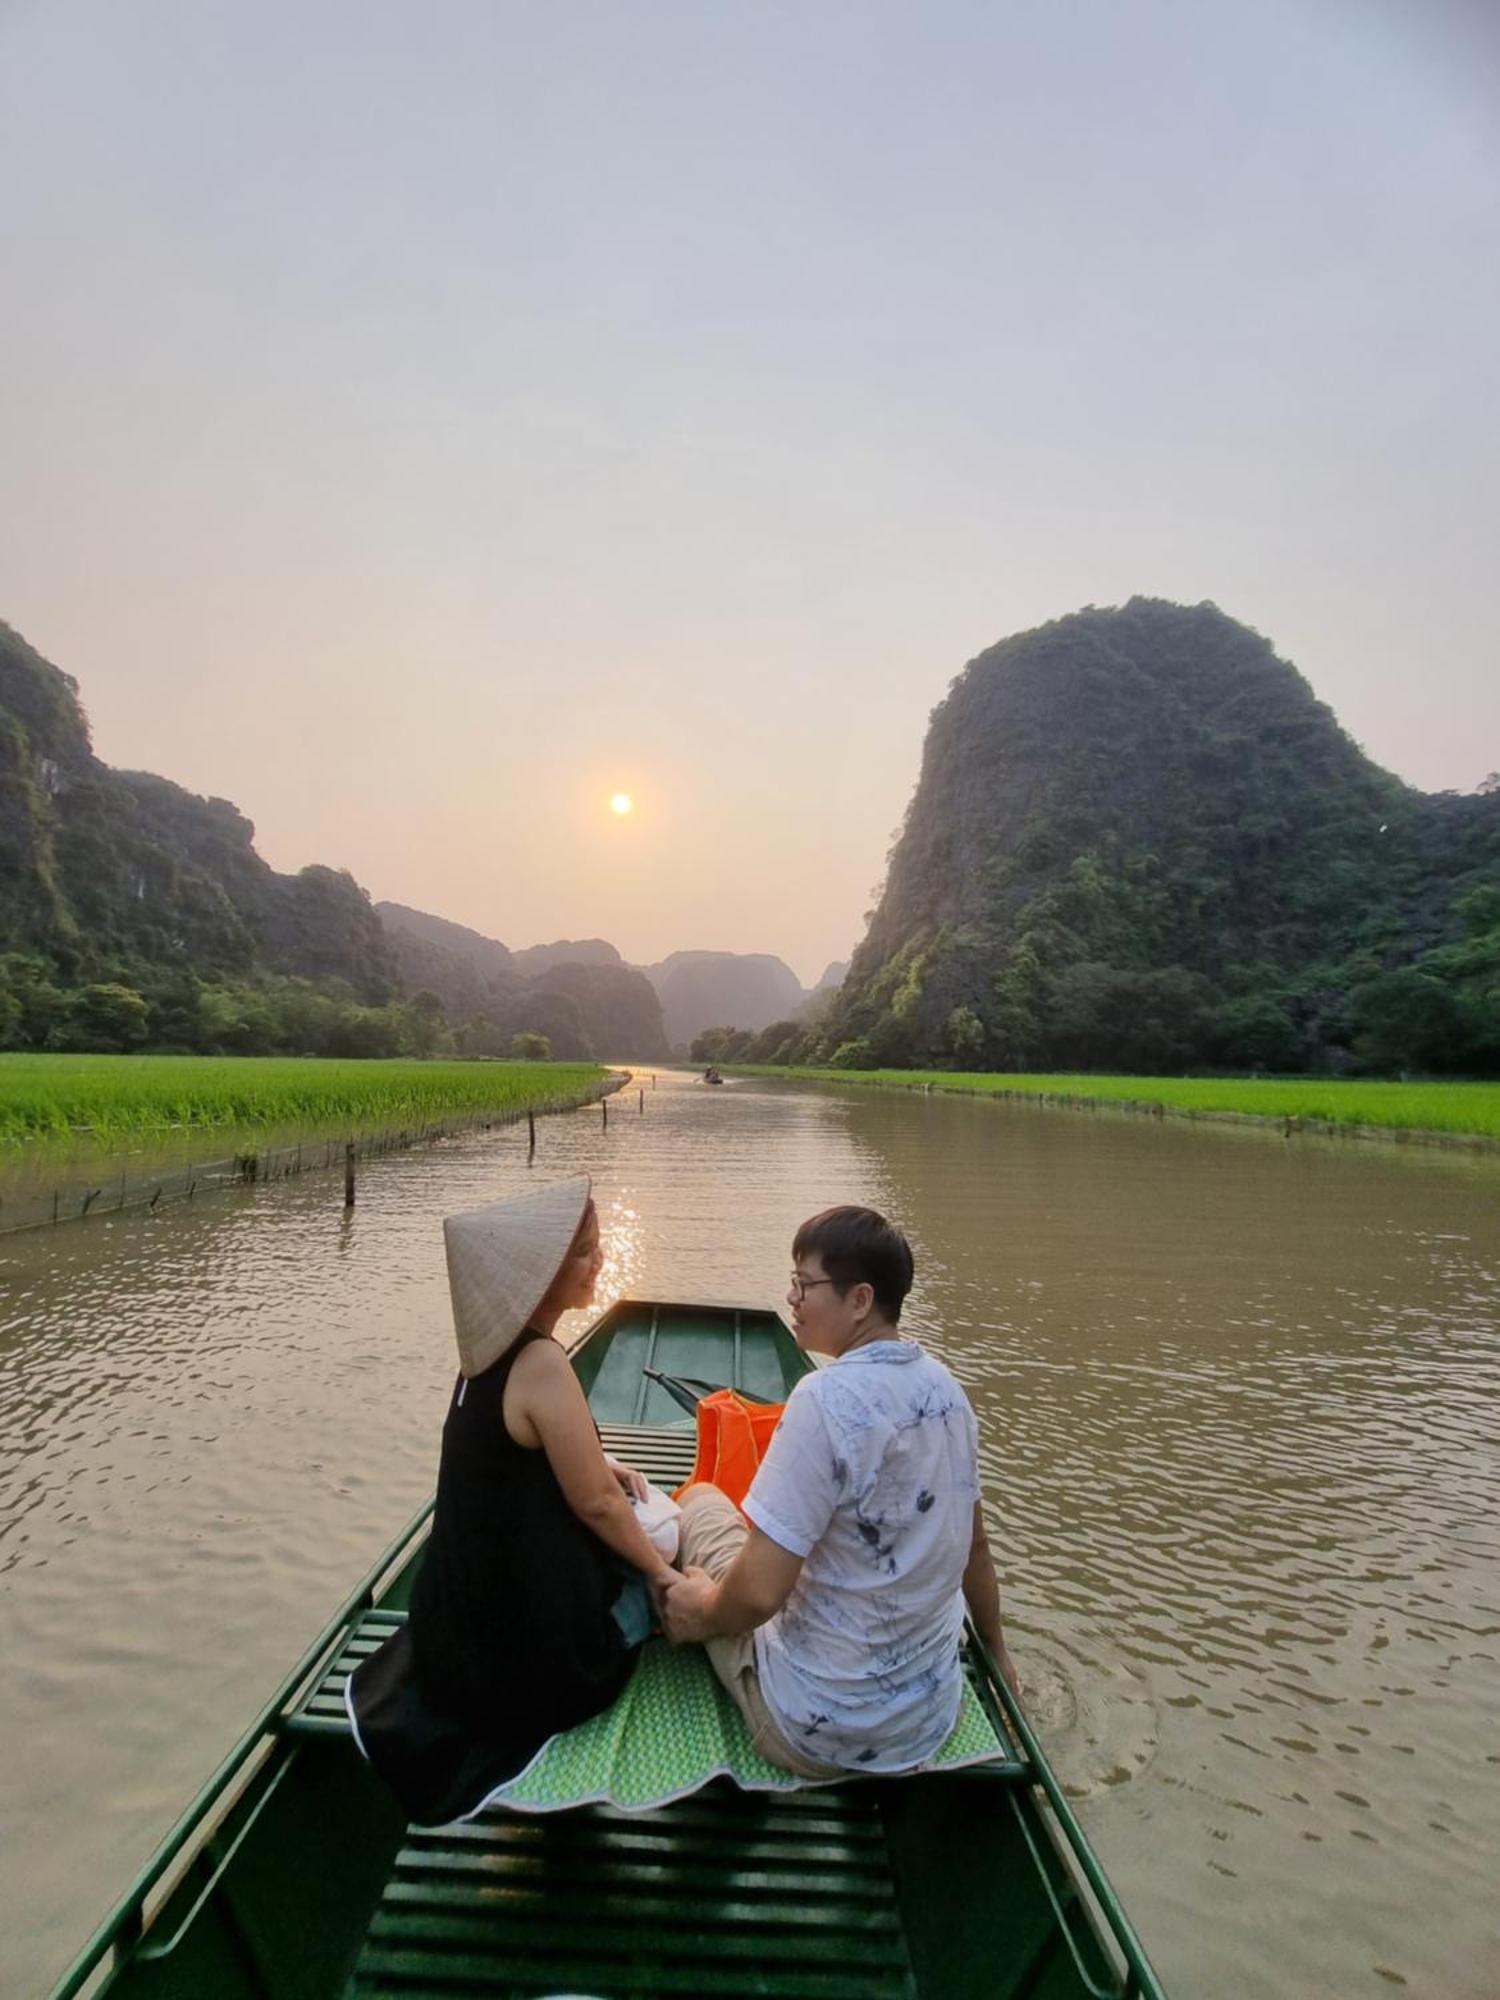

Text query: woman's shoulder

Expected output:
[499,1333,581,1449]
[506,1332,569,1384]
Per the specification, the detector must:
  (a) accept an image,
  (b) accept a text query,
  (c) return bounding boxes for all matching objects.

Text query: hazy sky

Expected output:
[3,1,1496,985]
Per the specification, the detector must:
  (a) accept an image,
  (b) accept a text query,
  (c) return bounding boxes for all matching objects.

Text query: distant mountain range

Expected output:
[375,903,834,1055]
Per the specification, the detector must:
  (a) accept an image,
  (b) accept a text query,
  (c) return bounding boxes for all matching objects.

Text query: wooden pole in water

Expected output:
[639,1089,644,1113]
[344,1141,356,1208]
[527,1109,536,1155]
[602,1096,609,1130]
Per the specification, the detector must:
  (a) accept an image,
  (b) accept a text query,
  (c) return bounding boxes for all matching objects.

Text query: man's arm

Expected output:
[963,1501,1021,1698]
[661,1528,803,1644]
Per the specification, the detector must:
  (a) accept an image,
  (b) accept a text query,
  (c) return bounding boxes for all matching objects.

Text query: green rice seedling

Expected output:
[0,1056,608,1151]
[732,1066,1500,1143]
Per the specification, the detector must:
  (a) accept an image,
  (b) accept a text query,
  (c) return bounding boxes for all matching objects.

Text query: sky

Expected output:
[2,0,1497,987]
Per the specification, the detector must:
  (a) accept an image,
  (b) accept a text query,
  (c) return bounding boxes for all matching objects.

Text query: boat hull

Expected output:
[53,1300,1165,2000]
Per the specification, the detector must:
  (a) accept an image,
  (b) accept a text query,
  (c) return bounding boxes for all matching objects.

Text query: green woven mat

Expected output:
[473,1639,1011,1817]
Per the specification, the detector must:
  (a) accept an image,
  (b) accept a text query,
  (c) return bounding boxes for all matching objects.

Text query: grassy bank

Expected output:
[0,1054,609,1149]
[730,1066,1500,1144]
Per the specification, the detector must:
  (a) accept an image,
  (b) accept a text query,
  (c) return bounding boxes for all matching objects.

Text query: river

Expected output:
[1,1071,1497,1997]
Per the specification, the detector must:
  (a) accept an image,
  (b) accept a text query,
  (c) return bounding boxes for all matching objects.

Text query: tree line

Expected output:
[0,956,553,1062]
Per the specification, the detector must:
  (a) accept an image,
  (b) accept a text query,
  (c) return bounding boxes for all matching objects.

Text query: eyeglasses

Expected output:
[788,1275,839,1303]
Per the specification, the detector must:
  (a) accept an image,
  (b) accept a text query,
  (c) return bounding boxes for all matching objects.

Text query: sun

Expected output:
[609,792,634,816]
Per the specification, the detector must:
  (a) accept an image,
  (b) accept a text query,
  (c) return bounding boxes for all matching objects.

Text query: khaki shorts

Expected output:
[676,1484,844,1781]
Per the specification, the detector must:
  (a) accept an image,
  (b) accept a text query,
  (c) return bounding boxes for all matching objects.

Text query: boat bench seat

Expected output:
[284,1607,407,1737]
[346,1785,925,1998]
[596,1419,699,1487]
[284,1612,1023,1788]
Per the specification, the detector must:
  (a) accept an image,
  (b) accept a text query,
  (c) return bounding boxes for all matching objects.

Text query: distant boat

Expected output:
[702,1066,725,1084]
[53,1297,1166,2000]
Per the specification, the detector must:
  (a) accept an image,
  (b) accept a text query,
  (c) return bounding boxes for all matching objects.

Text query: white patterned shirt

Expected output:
[745,1339,981,1771]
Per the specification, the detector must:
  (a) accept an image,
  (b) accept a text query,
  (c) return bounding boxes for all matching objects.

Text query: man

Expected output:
[661,1204,1019,1777]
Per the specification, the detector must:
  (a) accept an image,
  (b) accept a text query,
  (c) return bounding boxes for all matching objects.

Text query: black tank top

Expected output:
[410,1329,631,1729]
[350,1329,637,1823]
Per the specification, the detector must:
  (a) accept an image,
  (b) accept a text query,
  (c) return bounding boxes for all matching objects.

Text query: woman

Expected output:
[349,1174,675,1824]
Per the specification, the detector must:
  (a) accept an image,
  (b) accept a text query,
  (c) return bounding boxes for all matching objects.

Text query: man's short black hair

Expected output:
[792,1205,914,1324]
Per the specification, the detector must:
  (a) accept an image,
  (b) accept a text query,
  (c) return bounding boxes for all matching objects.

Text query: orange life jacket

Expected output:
[676,1388,785,1511]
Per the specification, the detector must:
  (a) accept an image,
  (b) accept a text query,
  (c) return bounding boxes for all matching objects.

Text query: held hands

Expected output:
[658,1565,718,1645]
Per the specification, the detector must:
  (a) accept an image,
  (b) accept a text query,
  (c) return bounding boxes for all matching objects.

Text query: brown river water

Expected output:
[1,1071,1497,1998]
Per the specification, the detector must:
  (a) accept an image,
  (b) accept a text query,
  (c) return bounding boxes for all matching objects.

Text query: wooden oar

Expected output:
[641,1367,778,1417]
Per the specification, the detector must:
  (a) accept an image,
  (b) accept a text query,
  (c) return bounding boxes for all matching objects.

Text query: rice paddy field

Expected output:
[0,1054,609,1151]
[733,1065,1500,1144]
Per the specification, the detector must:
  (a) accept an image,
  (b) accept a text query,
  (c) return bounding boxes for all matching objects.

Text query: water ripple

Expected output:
[2,1074,1498,1998]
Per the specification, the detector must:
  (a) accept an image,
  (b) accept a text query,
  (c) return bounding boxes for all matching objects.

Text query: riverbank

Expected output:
[0,1054,612,1147]
[727,1065,1500,1148]
[0,1055,622,1232]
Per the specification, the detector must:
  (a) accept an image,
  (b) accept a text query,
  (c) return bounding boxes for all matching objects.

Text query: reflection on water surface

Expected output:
[1,1072,1497,1998]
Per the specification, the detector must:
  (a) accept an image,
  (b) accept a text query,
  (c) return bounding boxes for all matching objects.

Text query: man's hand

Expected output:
[646,1566,678,1622]
[992,1639,1023,1701]
[660,1565,720,1644]
[604,1454,649,1503]
[963,1504,1022,1699]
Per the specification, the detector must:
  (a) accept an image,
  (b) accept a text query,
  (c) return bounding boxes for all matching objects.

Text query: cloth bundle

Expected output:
[629,1481,682,1562]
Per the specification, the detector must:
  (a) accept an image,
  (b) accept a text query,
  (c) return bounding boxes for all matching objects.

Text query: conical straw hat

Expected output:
[443,1174,593,1379]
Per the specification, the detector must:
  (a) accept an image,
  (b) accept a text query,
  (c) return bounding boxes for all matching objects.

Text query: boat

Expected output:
[52,1298,1167,1999]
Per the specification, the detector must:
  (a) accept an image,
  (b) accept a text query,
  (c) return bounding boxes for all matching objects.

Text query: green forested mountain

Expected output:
[376,902,515,1026]
[1,624,398,1000]
[0,622,411,1053]
[795,600,1500,1076]
[501,960,670,1062]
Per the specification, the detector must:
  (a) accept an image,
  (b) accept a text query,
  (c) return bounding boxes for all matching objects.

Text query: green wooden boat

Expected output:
[53,1300,1166,2000]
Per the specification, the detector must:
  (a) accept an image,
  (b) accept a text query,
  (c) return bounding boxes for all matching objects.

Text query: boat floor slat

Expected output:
[367,1907,907,1962]
[351,1946,911,1998]
[410,1822,888,1865]
[378,1880,904,1927]
[349,1791,918,1999]
[414,1837,888,1874]
[442,1797,887,1839]
[477,1782,884,1821]
[395,1849,898,1893]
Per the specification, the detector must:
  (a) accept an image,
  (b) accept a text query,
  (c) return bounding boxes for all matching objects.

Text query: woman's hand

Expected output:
[646,1566,679,1619]
[604,1454,649,1503]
